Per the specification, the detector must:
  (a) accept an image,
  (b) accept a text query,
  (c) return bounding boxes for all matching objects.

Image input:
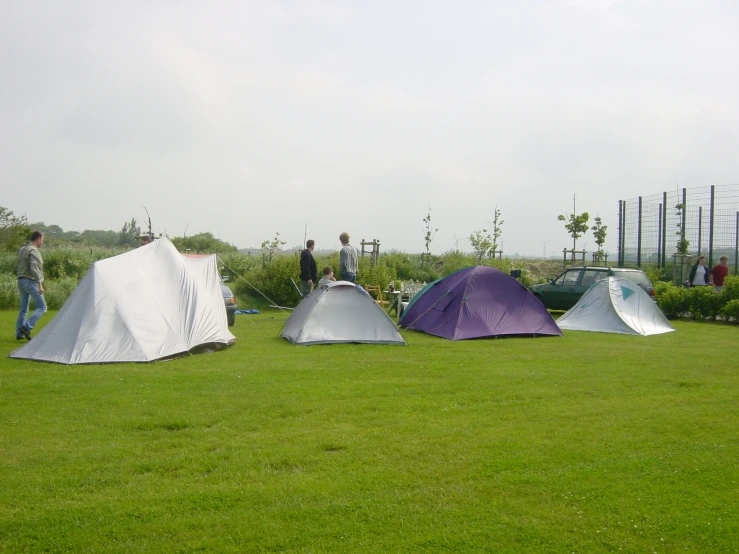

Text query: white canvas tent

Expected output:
[556,276,674,336]
[11,238,235,364]
[281,282,406,345]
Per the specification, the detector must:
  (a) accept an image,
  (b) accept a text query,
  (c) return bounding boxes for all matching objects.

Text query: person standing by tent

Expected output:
[339,232,358,283]
[15,231,47,341]
[711,256,729,291]
[300,239,318,298]
[688,256,710,287]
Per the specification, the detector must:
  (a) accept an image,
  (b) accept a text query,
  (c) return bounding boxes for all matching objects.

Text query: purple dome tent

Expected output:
[398,266,562,340]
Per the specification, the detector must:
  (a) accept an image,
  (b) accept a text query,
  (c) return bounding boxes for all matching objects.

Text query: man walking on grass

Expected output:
[300,239,318,298]
[16,231,47,341]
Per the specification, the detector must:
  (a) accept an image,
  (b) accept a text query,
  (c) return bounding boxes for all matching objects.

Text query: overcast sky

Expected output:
[2,0,738,256]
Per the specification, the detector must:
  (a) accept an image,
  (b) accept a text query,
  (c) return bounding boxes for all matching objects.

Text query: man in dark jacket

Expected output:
[300,240,318,298]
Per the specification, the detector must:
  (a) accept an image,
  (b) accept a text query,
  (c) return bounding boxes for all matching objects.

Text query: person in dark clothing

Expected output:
[299,240,318,298]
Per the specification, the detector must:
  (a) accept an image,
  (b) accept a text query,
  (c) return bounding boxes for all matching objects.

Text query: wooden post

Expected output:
[360,239,381,267]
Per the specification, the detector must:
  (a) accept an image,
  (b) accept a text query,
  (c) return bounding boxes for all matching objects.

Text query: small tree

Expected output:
[118,218,141,247]
[558,195,589,251]
[469,229,493,263]
[261,232,287,266]
[591,215,608,261]
[675,202,689,254]
[489,205,504,255]
[422,206,438,262]
[0,206,31,251]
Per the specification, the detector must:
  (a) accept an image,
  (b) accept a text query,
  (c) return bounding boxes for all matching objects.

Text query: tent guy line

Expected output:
[217,259,293,314]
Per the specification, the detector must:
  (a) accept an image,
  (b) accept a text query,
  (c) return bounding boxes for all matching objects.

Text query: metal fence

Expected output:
[618,184,739,276]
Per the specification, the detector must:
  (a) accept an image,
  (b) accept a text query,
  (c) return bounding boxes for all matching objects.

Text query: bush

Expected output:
[0,251,16,275]
[44,277,78,309]
[653,281,673,297]
[26,246,125,281]
[379,251,415,281]
[655,284,689,319]
[312,252,340,277]
[644,266,666,285]
[409,267,440,284]
[236,253,302,308]
[720,299,739,322]
[218,252,262,281]
[721,275,739,301]
[42,249,91,280]
[0,273,17,309]
[0,274,78,310]
[357,262,396,291]
[439,251,476,276]
[510,266,536,288]
[687,286,723,321]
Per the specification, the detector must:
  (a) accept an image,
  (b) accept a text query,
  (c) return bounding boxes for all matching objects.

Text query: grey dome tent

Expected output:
[10,238,235,364]
[556,276,674,336]
[281,282,406,345]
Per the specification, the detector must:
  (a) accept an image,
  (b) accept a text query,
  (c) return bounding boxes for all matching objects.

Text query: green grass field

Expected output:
[1,309,738,553]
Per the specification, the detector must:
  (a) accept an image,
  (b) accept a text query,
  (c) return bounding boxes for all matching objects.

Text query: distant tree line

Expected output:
[20,219,142,249]
[0,205,237,254]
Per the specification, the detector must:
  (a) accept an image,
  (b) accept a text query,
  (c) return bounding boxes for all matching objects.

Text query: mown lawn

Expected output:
[1,309,738,553]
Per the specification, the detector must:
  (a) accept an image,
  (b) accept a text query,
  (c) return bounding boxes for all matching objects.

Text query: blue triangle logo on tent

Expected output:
[621,286,635,300]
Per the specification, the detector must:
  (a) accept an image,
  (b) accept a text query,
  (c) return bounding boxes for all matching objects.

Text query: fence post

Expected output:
[735,212,738,276]
[697,206,702,255]
[682,187,687,253]
[637,196,643,267]
[618,200,624,266]
[709,185,715,267]
[662,191,668,268]
[657,203,662,268]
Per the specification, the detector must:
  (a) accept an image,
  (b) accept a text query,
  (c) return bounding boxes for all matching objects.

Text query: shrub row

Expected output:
[0,247,127,281]
[232,251,543,307]
[655,276,739,321]
[6,245,735,323]
[0,274,78,310]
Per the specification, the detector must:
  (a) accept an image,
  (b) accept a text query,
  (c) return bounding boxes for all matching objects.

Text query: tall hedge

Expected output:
[655,276,739,321]
[0,274,78,310]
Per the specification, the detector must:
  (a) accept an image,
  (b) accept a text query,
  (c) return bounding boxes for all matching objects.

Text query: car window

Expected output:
[612,270,651,287]
[554,269,581,286]
[581,269,607,288]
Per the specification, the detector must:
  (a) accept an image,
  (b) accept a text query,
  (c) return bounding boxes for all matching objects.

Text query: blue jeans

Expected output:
[341,272,356,283]
[16,278,47,336]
